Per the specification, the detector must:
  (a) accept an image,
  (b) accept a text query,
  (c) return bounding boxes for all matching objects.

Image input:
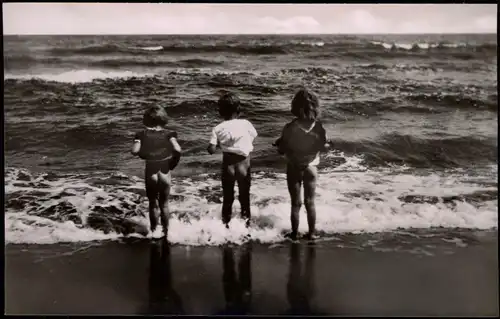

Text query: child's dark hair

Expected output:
[143,105,169,127]
[218,92,240,119]
[291,88,320,120]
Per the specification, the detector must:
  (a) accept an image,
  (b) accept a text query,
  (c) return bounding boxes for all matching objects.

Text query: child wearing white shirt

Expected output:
[208,93,258,228]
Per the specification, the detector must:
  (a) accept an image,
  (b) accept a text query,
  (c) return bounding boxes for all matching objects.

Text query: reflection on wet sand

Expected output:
[145,239,184,315]
[286,243,321,315]
[218,243,252,315]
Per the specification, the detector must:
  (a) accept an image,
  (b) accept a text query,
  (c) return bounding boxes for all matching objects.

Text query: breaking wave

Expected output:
[5,163,497,245]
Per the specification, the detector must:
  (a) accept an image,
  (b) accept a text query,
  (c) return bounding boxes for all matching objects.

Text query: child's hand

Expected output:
[207,144,217,155]
[321,141,333,152]
[273,137,286,155]
[131,140,141,156]
[272,137,281,147]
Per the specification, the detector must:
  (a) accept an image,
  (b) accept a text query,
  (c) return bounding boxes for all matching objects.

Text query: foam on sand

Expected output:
[5,158,497,245]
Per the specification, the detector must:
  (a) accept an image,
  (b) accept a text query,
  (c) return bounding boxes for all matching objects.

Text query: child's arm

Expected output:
[131,132,141,156]
[317,122,330,152]
[168,135,182,170]
[273,124,288,155]
[207,127,218,154]
[248,121,258,140]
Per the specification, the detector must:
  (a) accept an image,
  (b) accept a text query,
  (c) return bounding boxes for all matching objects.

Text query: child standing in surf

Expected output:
[274,88,328,241]
[131,105,182,238]
[207,93,258,229]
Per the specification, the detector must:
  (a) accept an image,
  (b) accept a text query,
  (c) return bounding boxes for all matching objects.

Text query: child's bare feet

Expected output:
[284,231,299,241]
[303,232,319,241]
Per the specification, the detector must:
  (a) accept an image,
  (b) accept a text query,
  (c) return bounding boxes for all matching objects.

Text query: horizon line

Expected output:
[3,32,497,36]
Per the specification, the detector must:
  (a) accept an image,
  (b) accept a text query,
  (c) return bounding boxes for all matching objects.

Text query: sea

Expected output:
[4,34,498,247]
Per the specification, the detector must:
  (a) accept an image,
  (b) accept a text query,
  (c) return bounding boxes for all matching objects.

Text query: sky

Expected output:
[2,3,497,35]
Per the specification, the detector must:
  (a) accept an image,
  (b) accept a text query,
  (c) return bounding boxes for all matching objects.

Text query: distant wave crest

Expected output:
[43,40,496,57]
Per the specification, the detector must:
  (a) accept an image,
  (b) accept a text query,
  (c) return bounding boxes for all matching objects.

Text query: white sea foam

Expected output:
[4,70,154,83]
[5,161,497,246]
[136,45,164,51]
[294,41,325,47]
[370,41,468,51]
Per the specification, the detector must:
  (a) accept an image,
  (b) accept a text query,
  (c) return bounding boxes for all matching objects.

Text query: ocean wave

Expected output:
[332,134,497,168]
[3,55,67,71]
[356,62,492,73]
[4,166,497,245]
[4,70,154,83]
[334,98,440,117]
[290,40,325,47]
[340,50,487,61]
[91,58,225,69]
[41,40,497,58]
[134,45,164,51]
[405,93,498,111]
[4,70,496,121]
[50,44,125,55]
[49,43,290,56]
[167,99,219,116]
[335,94,498,116]
[4,52,225,71]
[370,41,496,52]
[3,67,260,84]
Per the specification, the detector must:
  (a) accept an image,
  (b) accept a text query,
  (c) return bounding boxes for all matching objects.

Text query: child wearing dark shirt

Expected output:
[274,88,328,241]
[131,105,182,237]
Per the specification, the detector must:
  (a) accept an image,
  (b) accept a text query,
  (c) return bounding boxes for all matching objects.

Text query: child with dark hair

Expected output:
[274,88,329,241]
[207,92,258,229]
[131,105,182,238]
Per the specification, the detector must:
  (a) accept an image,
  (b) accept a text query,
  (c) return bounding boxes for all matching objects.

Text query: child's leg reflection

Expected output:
[286,243,316,315]
[148,239,183,315]
[222,243,252,314]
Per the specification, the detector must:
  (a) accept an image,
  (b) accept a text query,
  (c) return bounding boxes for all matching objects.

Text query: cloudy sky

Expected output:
[3,3,497,35]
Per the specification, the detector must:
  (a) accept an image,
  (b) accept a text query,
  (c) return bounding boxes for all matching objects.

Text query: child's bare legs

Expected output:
[157,172,171,236]
[146,178,160,233]
[236,162,251,227]
[221,171,236,227]
[303,166,318,238]
[145,162,172,236]
[286,164,303,240]
[286,164,317,239]
[222,153,251,228]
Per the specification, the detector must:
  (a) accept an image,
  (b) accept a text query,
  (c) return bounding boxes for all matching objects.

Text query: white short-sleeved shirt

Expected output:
[209,119,257,157]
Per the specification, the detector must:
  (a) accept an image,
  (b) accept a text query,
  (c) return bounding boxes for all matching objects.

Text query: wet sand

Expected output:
[5,234,499,316]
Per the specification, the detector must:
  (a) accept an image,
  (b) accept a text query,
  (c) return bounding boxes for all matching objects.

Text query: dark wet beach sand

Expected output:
[5,233,499,316]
